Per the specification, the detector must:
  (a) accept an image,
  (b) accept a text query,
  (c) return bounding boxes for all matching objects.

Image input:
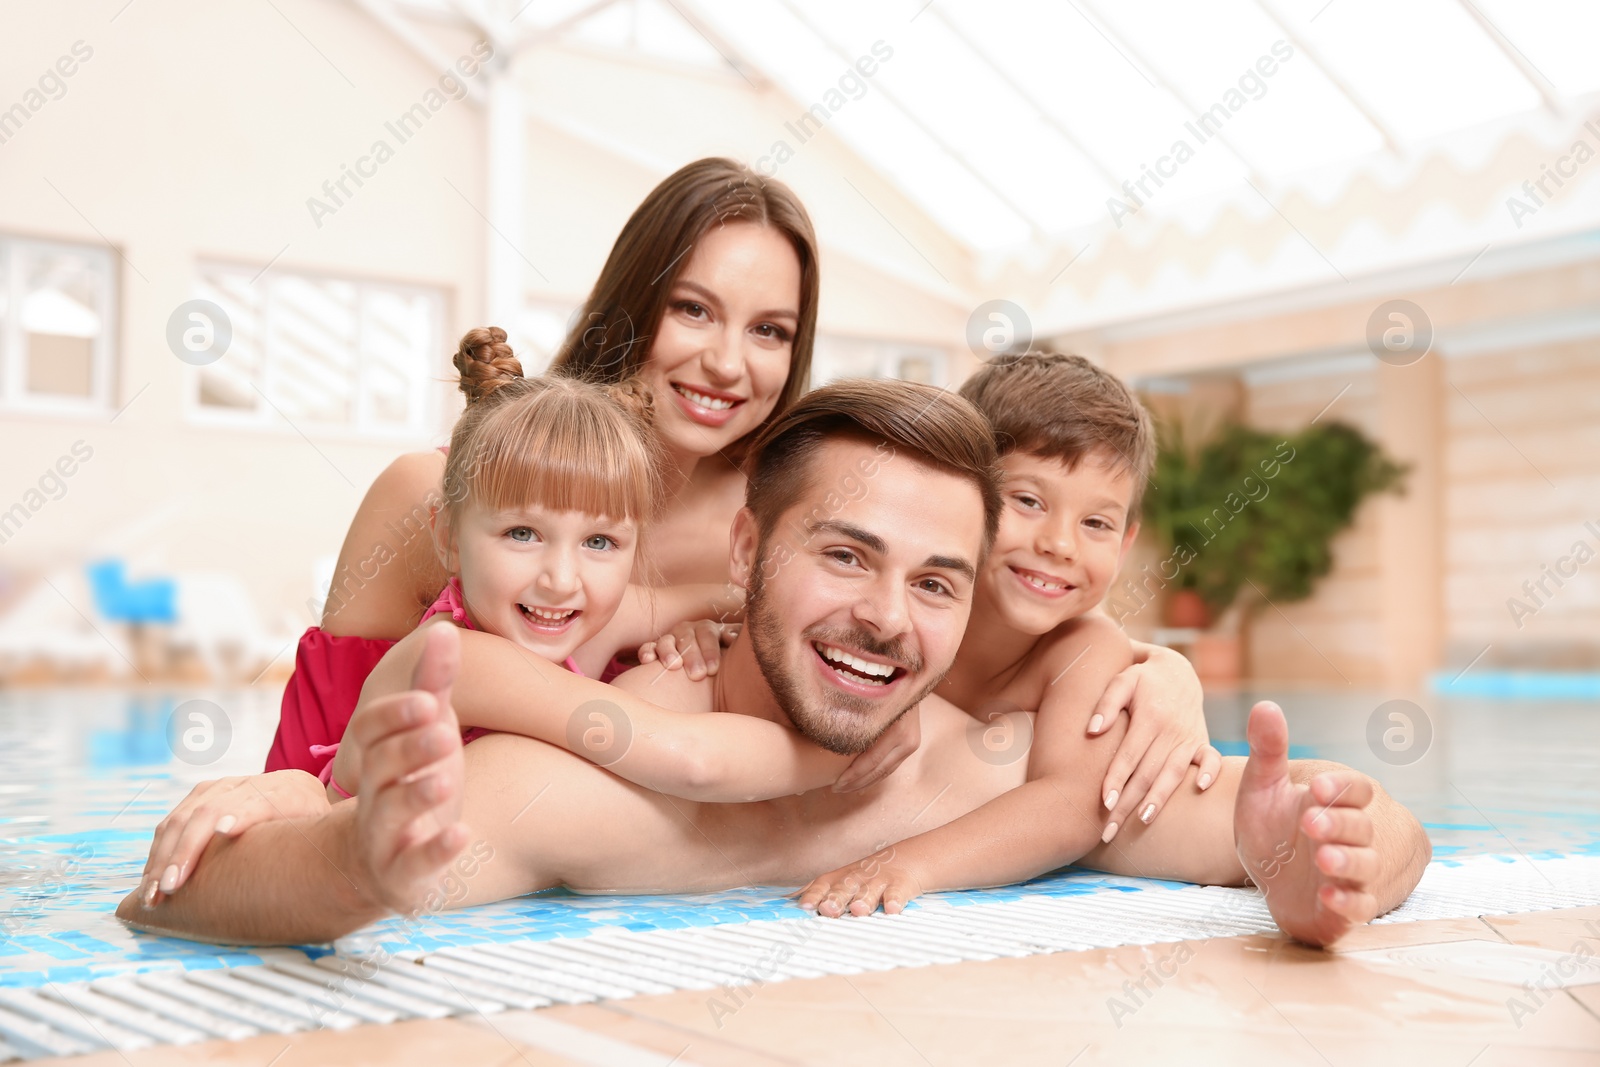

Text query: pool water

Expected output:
[1,686,1597,986]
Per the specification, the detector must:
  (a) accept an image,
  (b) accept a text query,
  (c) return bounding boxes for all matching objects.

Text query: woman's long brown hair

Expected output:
[550,157,819,454]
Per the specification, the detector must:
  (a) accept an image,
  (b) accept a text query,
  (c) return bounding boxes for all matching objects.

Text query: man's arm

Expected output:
[118,627,473,945]
[802,689,1431,946]
[117,804,384,945]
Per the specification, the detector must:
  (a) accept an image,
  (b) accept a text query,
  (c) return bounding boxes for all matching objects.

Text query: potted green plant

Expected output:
[1142,418,1406,677]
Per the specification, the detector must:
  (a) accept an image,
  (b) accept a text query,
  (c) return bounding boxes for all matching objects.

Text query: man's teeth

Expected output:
[521,605,576,622]
[816,643,895,681]
[674,385,735,411]
[1020,571,1068,592]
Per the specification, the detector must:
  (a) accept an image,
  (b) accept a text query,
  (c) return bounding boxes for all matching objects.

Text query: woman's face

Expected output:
[639,221,801,461]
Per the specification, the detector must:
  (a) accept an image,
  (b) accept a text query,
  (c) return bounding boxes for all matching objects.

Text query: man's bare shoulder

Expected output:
[1009,613,1133,712]
[607,662,715,714]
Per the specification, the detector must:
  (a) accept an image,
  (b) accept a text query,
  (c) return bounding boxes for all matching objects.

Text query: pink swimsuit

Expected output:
[316,576,584,798]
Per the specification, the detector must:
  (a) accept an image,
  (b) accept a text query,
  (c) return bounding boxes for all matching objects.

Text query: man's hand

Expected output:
[137,770,330,907]
[637,620,740,680]
[797,845,925,917]
[348,624,471,915]
[1093,642,1221,841]
[833,705,921,793]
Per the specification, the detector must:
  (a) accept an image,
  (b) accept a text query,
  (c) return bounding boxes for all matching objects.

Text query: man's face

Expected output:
[731,437,986,754]
[978,449,1139,635]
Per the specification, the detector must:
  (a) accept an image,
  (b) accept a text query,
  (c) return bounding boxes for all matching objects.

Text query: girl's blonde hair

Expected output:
[445,327,662,524]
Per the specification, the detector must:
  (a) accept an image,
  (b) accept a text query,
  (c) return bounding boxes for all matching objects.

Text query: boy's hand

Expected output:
[138,770,331,906]
[833,704,921,793]
[637,620,740,680]
[797,846,925,916]
[1091,644,1221,840]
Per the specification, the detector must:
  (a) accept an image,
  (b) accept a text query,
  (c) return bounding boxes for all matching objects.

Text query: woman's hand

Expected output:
[637,619,740,680]
[833,704,921,793]
[1093,642,1221,840]
[137,770,332,905]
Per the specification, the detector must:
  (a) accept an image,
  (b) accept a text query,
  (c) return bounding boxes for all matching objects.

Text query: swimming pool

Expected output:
[2,686,1597,991]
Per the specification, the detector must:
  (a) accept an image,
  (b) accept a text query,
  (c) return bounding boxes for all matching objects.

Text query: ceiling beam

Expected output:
[1074,0,1266,186]
[927,6,1124,194]
[1455,0,1564,117]
[768,0,1051,243]
[1253,0,1405,159]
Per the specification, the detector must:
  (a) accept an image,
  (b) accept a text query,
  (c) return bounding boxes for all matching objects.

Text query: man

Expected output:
[119,380,1428,947]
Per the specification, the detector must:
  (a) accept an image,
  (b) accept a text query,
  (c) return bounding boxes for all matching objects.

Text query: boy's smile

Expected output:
[981,449,1140,636]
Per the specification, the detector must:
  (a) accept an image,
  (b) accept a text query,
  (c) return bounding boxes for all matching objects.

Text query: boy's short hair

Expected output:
[958,352,1156,517]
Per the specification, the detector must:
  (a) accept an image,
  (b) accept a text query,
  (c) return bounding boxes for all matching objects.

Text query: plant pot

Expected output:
[1164,589,1211,629]
[1193,631,1243,687]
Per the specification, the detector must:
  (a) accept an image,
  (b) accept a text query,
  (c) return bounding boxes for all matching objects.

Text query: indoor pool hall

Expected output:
[3,0,1599,1063]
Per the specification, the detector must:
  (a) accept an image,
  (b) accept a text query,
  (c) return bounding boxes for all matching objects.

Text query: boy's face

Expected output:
[979,449,1140,635]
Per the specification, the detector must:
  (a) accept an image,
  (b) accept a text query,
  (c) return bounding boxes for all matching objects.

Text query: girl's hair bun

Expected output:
[454,326,523,403]
[604,375,656,426]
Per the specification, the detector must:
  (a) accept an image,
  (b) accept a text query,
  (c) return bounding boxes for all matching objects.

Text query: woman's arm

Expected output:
[1087,639,1221,833]
[320,450,450,639]
[334,623,850,803]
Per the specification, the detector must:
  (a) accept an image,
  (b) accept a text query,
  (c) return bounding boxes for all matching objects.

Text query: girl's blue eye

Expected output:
[584,534,616,551]
[507,527,535,542]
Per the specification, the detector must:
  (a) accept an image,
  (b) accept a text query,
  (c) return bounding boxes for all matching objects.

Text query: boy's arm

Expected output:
[335,624,849,803]
[801,616,1135,911]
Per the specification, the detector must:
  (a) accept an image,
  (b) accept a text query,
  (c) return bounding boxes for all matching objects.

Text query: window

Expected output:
[0,234,116,414]
[811,334,949,389]
[190,262,444,436]
[515,299,581,376]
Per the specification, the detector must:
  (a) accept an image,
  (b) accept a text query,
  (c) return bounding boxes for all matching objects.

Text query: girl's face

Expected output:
[444,499,638,663]
[639,221,801,461]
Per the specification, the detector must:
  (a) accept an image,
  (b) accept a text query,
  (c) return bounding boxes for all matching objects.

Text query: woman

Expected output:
[265,158,814,774]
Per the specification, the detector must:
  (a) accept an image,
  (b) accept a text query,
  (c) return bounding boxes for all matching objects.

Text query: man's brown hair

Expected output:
[744,378,1003,553]
[959,352,1156,516]
[551,157,819,454]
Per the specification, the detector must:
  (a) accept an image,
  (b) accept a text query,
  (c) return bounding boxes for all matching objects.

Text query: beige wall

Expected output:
[1443,337,1600,668]
[0,0,976,643]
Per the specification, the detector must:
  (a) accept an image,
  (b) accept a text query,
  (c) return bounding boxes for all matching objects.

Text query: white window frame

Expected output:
[185,261,445,440]
[0,233,118,417]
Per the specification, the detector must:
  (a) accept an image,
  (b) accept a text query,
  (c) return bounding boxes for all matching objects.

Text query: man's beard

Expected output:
[745,541,948,755]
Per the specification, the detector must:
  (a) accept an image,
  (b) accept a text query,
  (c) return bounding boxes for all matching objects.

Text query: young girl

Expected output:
[317,327,668,797]
[265,327,740,785]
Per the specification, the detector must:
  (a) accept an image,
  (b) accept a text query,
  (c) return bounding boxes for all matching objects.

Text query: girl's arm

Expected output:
[334,623,850,803]
[571,582,744,677]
